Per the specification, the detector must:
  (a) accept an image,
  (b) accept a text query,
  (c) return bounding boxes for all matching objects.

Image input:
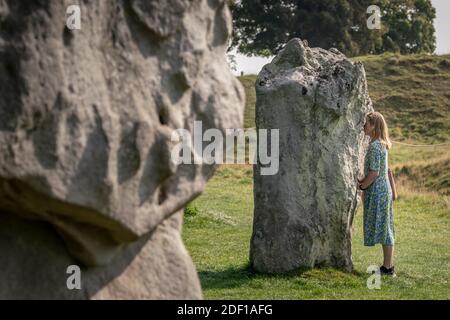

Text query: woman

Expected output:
[358,111,396,276]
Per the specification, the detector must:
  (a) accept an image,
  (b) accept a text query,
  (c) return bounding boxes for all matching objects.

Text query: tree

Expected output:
[380,0,436,54]
[230,0,436,57]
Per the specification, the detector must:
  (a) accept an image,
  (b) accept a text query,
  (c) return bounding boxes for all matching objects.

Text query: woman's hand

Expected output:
[359,171,379,190]
[356,177,364,191]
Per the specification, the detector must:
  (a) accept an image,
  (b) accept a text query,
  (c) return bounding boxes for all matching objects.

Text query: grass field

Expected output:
[182,54,450,299]
[183,165,449,299]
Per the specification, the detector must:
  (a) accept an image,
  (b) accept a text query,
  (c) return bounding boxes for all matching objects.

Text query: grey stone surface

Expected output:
[0,209,201,299]
[0,0,244,298]
[251,38,373,273]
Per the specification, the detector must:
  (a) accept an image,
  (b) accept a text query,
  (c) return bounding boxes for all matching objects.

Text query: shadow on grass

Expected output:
[198,263,365,290]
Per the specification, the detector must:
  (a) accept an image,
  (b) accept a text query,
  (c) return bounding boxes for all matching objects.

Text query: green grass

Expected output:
[183,165,450,299]
[354,53,450,144]
[389,144,450,195]
[181,54,450,299]
[392,149,450,195]
[239,75,258,129]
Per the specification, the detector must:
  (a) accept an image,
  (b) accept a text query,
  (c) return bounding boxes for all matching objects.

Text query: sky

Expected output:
[232,0,450,75]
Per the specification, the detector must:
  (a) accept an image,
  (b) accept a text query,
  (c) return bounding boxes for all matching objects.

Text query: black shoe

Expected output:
[380,265,396,277]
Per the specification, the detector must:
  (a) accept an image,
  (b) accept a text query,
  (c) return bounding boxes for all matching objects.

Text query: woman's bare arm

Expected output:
[359,170,379,189]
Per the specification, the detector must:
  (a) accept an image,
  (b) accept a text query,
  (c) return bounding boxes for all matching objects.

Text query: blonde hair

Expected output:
[366,111,392,150]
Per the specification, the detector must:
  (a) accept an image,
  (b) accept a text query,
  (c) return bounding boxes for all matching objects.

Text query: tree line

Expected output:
[230,0,436,57]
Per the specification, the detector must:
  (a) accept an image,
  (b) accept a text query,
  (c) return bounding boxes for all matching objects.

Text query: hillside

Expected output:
[237,54,450,195]
[354,53,450,143]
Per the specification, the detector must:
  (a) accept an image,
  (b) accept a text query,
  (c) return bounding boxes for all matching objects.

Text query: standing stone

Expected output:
[251,38,373,273]
[0,0,244,298]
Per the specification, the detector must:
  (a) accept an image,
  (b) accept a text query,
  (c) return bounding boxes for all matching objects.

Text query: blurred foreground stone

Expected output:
[0,0,244,299]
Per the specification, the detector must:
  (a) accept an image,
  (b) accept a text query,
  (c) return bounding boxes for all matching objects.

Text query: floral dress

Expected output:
[363,139,395,246]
